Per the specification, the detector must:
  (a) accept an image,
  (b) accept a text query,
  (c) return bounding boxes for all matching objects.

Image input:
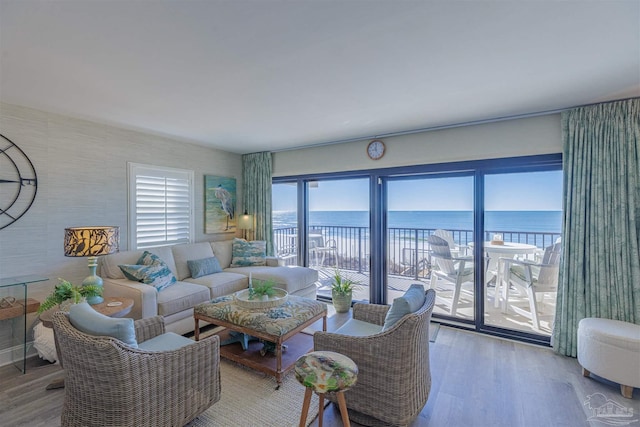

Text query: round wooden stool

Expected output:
[295,350,358,427]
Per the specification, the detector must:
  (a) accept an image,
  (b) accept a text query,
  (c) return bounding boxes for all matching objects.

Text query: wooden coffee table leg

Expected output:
[275,340,283,389]
[194,317,200,341]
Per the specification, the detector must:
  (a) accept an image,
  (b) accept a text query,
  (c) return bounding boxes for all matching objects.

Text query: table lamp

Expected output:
[64,226,119,304]
[238,210,253,240]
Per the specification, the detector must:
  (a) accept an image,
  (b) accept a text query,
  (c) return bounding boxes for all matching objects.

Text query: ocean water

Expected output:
[273,210,562,233]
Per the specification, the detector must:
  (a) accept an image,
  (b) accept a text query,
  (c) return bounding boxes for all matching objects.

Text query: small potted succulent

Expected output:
[37,278,103,314]
[331,269,357,313]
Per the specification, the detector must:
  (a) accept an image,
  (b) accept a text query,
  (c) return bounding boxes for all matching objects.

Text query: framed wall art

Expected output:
[205,175,237,233]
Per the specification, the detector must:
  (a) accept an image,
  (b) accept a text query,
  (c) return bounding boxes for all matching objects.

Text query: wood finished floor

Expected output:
[1,321,638,427]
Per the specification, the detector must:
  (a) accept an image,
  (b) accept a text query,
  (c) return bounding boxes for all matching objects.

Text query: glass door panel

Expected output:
[483,170,563,336]
[272,182,299,265]
[386,175,475,321]
[307,178,370,302]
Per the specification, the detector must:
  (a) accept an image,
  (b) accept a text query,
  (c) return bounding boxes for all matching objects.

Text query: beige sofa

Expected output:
[100,240,318,335]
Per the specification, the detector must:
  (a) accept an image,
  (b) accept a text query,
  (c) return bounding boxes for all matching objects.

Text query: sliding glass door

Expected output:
[386,175,475,321]
[272,154,562,344]
[307,178,370,301]
[483,170,563,336]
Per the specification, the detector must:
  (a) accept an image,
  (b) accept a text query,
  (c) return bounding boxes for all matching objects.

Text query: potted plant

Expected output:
[37,278,103,314]
[249,279,277,301]
[331,269,357,313]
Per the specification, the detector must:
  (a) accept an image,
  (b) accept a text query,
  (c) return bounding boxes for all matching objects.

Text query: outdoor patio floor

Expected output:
[313,266,554,336]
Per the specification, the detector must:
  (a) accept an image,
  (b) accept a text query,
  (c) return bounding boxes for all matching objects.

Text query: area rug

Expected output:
[187,359,321,427]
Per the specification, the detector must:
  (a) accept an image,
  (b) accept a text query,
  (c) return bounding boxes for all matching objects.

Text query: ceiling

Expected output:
[1,1,639,154]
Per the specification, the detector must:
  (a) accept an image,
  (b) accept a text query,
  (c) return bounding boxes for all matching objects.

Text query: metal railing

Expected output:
[274,226,561,280]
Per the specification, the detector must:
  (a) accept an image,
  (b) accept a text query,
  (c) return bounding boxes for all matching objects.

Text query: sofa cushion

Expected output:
[185,272,248,299]
[188,256,223,279]
[230,238,267,267]
[225,266,318,295]
[172,242,216,280]
[138,332,194,351]
[382,284,425,331]
[69,302,138,348]
[101,246,177,280]
[119,251,177,291]
[211,240,233,269]
[156,281,211,317]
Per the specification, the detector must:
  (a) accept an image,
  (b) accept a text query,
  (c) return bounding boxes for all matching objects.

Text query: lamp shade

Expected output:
[64,226,120,257]
[238,211,253,230]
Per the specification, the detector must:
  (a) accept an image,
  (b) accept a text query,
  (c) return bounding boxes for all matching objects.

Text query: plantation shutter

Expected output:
[128,164,194,249]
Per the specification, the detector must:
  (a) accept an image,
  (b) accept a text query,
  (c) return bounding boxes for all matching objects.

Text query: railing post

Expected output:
[357,228,362,273]
[413,229,419,280]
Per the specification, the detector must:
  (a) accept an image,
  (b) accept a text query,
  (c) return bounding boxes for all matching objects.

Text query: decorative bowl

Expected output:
[234,287,288,309]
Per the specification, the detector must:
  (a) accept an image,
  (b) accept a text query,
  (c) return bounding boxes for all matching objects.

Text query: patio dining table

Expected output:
[470,241,538,307]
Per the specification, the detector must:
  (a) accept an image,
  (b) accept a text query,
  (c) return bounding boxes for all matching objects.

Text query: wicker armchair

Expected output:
[314,289,436,427]
[52,312,220,427]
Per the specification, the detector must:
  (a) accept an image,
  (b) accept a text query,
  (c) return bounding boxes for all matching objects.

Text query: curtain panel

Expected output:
[242,152,274,255]
[553,98,640,357]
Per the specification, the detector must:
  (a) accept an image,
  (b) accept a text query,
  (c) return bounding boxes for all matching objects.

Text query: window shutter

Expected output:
[129,164,193,249]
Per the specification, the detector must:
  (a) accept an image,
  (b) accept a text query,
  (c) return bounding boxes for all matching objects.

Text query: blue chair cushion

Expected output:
[334,319,384,336]
[187,256,222,278]
[382,284,425,331]
[137,332,195,351]
[69,302,138,348]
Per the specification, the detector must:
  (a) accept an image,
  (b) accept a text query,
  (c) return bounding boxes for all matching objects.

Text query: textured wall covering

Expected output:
[272,114,562,176]
[0,103,241,352]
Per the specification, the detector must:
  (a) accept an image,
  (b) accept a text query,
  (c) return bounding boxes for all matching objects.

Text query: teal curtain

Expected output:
[553,98,640,356]
[242,152,274,255]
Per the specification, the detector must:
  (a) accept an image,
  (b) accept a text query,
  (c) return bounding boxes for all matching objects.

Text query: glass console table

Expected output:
[0,275,48,373]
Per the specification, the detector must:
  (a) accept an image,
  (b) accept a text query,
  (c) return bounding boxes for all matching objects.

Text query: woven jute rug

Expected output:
[187,358,321,427]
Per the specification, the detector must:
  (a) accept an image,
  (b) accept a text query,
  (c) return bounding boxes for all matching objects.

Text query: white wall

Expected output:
[273,114,562,176]
[0,103,242,362]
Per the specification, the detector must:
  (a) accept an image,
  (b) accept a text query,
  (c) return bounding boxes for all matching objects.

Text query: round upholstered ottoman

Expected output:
[295,351,358,427]
[578,318,640,398]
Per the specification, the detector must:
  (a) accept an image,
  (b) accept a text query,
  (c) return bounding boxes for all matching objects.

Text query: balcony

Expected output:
[274,226,561,336]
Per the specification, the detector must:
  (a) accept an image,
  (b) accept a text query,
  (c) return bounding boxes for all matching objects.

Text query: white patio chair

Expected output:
[499,241,561,331]
[310,236,337,267]
[428,234,474,316]
[275,242,298,266]
[434,229,468,256]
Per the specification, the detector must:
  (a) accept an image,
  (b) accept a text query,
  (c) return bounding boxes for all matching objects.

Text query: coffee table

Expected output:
[194,294,327,388]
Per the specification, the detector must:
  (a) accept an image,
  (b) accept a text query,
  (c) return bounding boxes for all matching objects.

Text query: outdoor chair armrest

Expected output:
[134,315,165,342]
[352,303,390,326]
[500,257,554,268]
[451,255,474,262]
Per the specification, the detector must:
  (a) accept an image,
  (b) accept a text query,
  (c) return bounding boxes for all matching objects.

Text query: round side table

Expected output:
[295,350,358,427]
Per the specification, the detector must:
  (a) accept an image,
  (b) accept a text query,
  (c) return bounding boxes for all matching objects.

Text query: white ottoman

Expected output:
[578,318,640,398]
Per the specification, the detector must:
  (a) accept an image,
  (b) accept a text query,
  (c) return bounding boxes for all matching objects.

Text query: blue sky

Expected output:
[273,170,563,211]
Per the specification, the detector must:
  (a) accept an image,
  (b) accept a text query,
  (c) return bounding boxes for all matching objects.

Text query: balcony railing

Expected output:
[274,226,561,280]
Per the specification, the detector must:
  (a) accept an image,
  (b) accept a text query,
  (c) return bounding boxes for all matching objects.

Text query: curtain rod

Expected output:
[271,96,638,153]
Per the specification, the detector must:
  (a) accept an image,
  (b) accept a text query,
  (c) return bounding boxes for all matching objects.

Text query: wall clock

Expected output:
[367,139,385,160]
[0,134,38,230]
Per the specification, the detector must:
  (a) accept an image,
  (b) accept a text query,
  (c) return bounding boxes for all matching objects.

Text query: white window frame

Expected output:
[127,163,194,250]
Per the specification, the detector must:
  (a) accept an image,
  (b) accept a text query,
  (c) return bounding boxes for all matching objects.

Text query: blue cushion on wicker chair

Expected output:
[382,284,425,331]
[69,302,138,348]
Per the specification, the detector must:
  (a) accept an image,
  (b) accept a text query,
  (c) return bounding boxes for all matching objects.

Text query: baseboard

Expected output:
[0,340,38,368]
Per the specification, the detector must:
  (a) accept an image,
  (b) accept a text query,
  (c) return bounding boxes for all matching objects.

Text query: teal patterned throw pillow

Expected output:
[119,251,177,291]
[230,238,267,267]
